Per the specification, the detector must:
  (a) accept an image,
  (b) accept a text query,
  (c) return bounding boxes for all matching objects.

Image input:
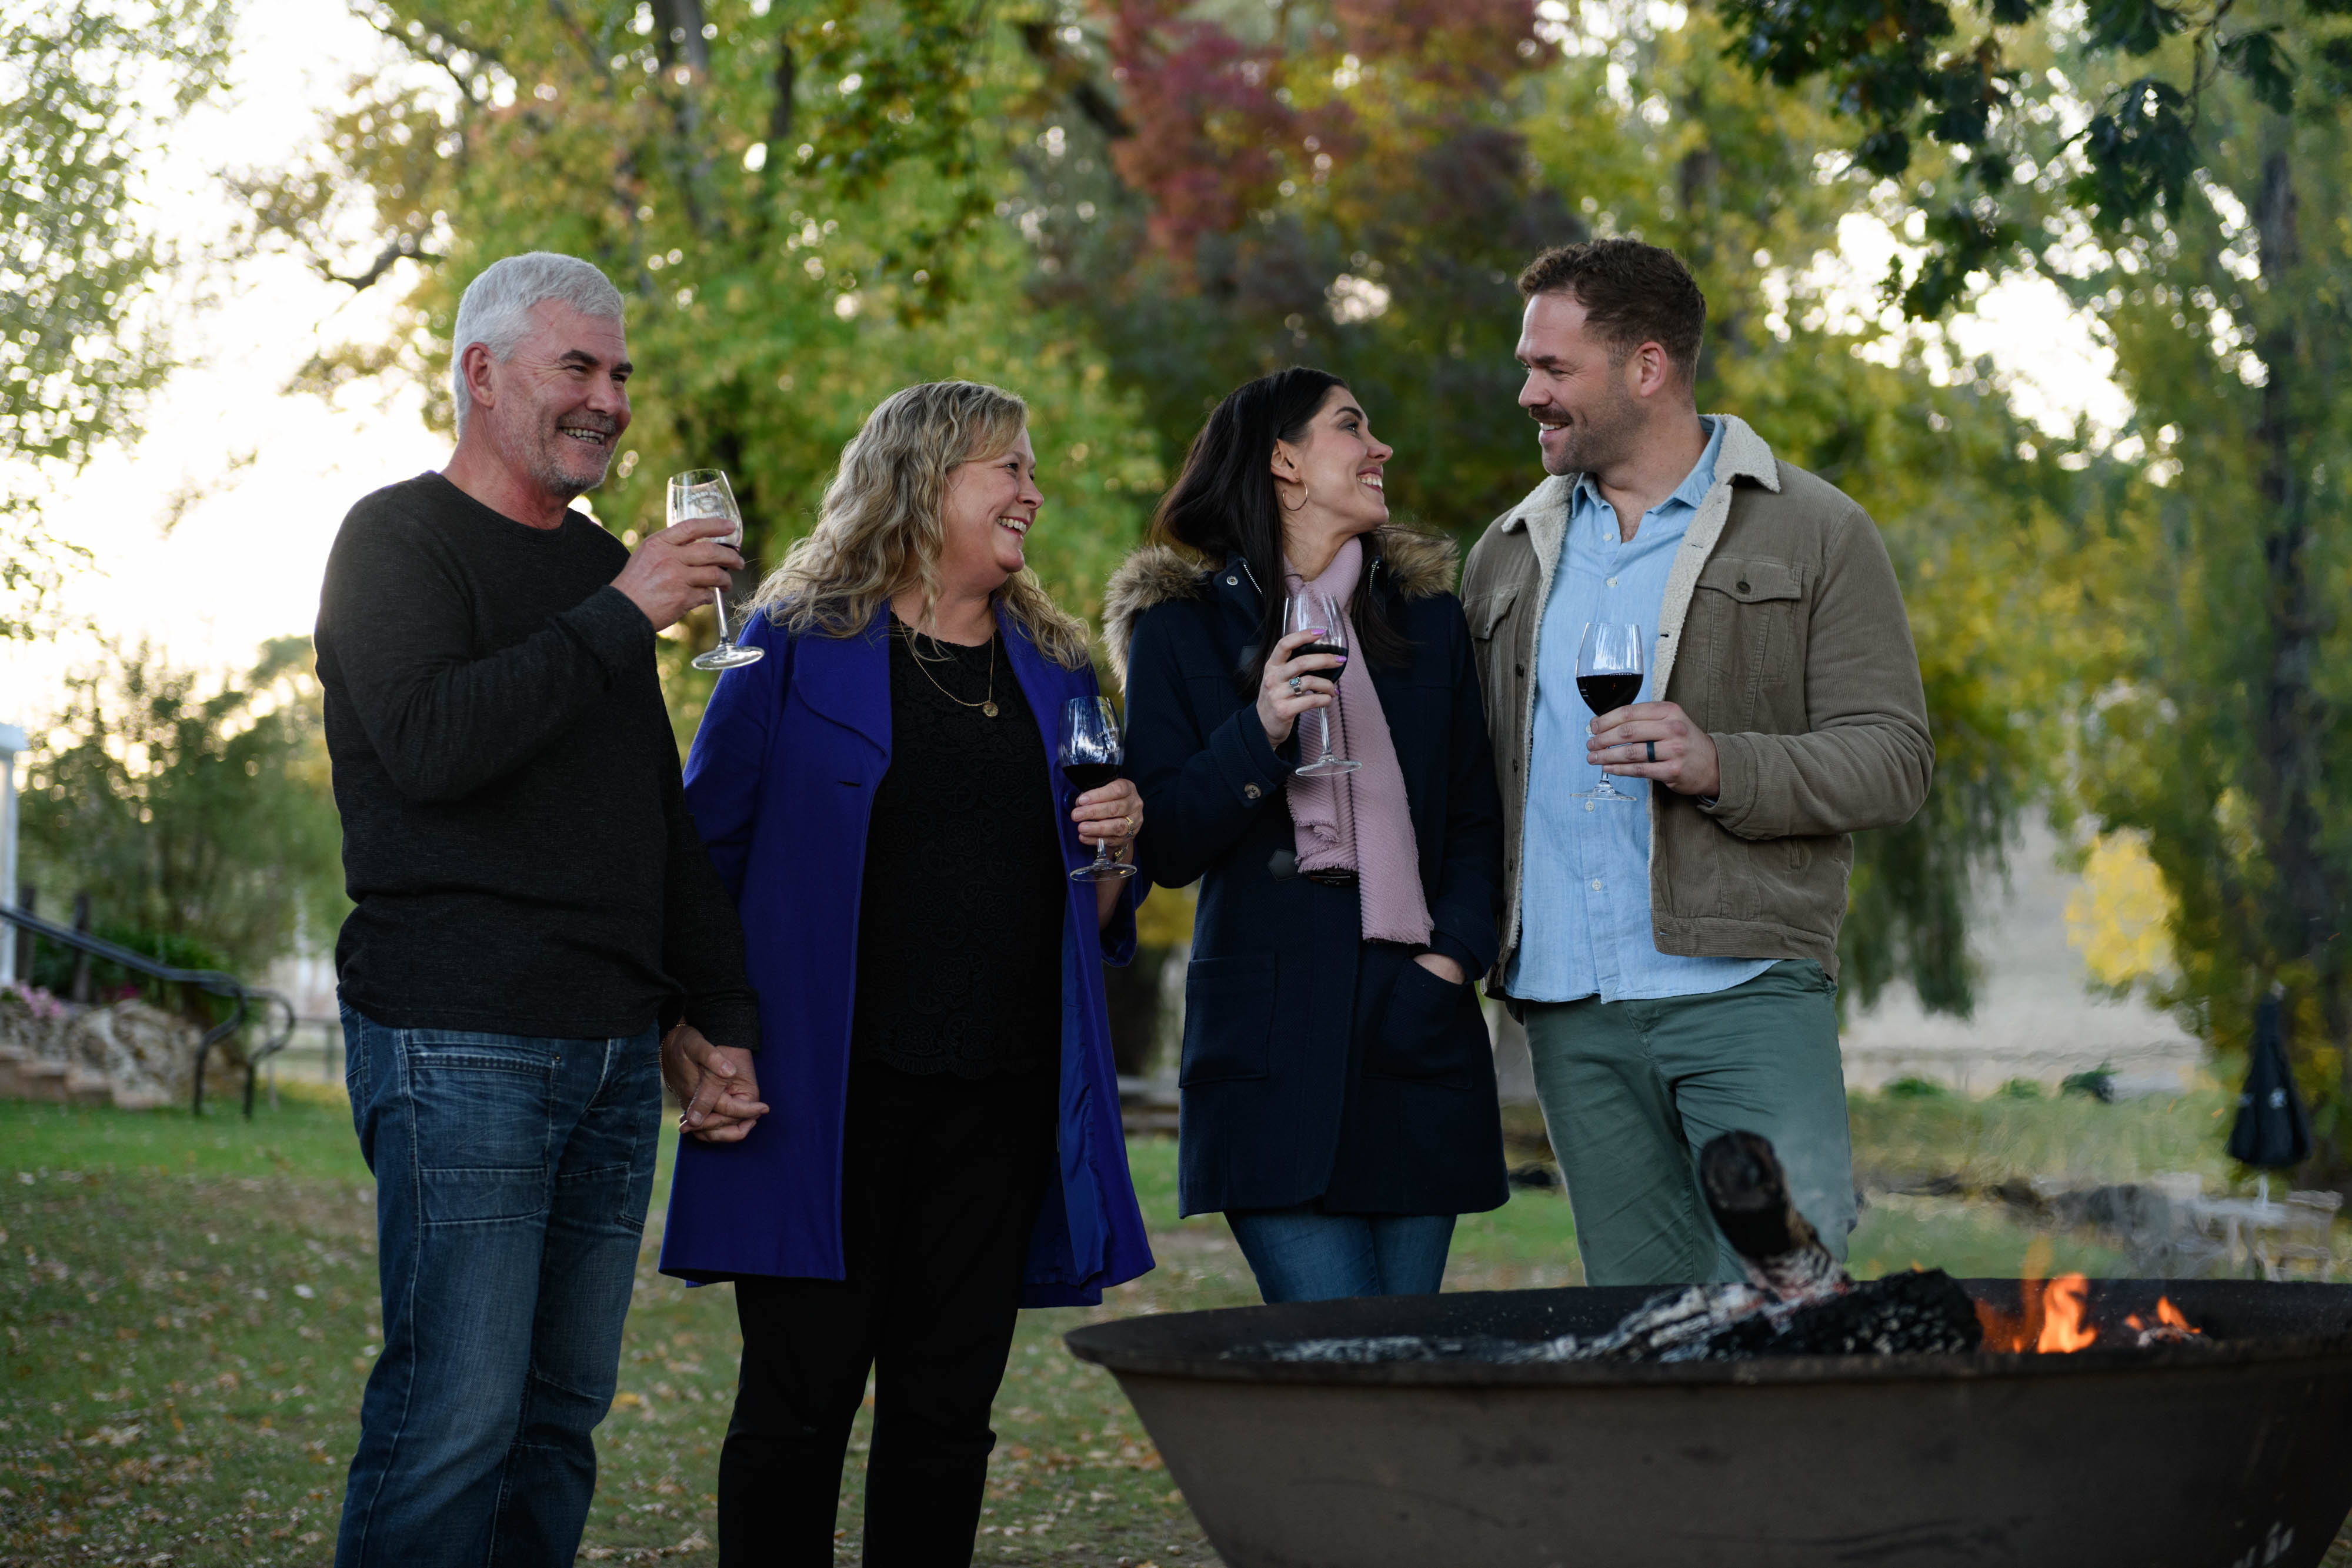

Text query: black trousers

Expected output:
[717,1059,1059,1567]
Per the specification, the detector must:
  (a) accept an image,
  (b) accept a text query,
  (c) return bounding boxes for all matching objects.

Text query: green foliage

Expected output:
[2047,65,2352,1162]
[18,638,346,980]
[1712,0,2351,311]
[260,0,2086,1014]
[1041,2,2063,1013]
[0,0,235,637]
[25,920,236,1023]
[245,0,1168,669]
[1884,1075,1954,1099]
[2060,1066,2119,1102]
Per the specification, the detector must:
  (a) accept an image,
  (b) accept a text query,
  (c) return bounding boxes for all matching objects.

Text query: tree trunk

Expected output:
[2244,129,2343,1169]
[651,0,716,233]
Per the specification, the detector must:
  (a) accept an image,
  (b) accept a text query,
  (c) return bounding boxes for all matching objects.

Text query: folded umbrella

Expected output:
[2227,992,2311,1169]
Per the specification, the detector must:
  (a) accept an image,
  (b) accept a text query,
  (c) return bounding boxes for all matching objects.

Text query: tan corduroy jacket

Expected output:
[1460,415,1933,989]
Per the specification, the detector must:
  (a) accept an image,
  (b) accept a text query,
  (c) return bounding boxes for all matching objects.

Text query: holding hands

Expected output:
[661,1023,769,1144]
[1586,700,1722,799]
[1257,627,1344,749]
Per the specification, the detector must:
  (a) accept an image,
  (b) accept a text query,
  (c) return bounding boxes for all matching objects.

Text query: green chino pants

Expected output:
[1522,959,1857,1287]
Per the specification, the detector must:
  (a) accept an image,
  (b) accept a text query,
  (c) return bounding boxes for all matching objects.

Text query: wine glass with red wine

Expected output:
[1060,696,1138,883]
[1571,620,1644,803]
[1285,589,1360,778]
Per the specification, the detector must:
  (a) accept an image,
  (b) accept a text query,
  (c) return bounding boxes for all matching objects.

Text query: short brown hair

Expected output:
[1517,240,1706,381]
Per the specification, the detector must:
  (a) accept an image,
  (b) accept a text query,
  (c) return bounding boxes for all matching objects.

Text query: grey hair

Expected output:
[449,252,626,436]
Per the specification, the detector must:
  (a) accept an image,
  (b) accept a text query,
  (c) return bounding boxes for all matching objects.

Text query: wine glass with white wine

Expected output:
[670,468,764,672]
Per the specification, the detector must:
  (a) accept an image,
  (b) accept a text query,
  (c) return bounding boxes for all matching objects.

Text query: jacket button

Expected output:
[1225,576,1239,586]
[1243,783,1262,800]
[1516,665,1526,677]
[1737,579,1752,594]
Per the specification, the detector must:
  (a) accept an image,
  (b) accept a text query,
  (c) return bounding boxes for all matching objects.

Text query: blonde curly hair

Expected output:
[746,381,1092,670]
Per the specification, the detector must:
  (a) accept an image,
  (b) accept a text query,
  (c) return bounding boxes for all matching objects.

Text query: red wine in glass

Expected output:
[1059,697,1138,882]
[1576,672,1643,715]
[1284,590,1359,776]
[1572,622,1643,802]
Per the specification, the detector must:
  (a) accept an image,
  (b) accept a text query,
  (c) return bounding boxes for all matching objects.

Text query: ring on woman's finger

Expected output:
[1287,675,1303,695]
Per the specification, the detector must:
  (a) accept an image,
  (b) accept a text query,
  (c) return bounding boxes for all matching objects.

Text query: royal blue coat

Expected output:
[656,606,1156,1307]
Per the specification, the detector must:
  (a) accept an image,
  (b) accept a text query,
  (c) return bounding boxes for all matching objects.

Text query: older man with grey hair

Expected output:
[316,251,765,1567]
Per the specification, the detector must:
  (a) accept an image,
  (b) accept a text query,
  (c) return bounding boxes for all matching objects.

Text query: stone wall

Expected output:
[0,985,245,1109]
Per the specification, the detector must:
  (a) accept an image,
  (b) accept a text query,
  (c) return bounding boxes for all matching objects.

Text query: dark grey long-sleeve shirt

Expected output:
[315,471,759,1048]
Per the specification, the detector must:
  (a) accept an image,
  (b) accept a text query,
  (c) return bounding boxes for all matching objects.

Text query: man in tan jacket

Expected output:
[1462,240,1932,1286]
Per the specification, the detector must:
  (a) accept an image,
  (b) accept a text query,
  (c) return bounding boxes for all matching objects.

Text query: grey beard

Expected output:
[522,430,613,501]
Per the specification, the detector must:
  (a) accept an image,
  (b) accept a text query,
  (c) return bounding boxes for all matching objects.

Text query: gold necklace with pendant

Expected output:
[901,623,998,718]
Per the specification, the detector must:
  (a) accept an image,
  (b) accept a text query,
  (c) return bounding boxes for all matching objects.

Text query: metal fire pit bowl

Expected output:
[1065,1279,2352,1568]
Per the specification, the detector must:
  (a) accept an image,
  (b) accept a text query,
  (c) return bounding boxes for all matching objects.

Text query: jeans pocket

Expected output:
[1364,962,1482,1085]
[1179,955,1277,1085]
[338,1005,370,1108]
[399,1030,558,1227]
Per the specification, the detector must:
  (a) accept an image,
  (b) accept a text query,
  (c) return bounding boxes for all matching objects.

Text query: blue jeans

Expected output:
[1225,1203,1458,1303]
[335,1005,662,1568]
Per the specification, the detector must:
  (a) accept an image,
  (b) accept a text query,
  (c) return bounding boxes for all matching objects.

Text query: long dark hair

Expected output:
[1150,366,1413,696]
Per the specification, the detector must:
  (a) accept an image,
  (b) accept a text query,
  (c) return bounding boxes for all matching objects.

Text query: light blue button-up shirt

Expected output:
[1506,417,1774,1004]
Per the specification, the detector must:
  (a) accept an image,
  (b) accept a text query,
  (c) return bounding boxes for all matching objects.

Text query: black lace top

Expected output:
[850,620,1065,1077]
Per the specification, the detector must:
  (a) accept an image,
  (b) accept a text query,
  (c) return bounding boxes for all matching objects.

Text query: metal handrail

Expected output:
[0,903,297,1118]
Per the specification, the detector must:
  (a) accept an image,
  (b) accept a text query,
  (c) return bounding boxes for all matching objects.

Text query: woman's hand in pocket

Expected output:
[1412,951,1466,985]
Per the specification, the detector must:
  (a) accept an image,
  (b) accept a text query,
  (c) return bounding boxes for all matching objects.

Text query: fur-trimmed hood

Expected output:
[1099,527,1458,690]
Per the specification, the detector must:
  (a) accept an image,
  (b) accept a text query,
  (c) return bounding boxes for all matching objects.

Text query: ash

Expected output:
[1243,1268,1980,1366]
[1236,1132,1983,1367]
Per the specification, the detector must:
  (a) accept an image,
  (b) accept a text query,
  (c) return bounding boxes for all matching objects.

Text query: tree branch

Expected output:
[321,233,437,292]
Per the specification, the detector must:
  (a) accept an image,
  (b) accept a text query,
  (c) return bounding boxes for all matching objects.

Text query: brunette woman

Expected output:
[1105,366,1507,1303]
[657,381,1154,1565]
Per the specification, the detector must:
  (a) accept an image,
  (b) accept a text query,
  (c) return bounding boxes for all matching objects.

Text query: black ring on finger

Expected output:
[1647,740,1657,763]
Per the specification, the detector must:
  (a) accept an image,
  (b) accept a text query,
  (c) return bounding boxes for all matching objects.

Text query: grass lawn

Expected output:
[1,1086,2340,1566]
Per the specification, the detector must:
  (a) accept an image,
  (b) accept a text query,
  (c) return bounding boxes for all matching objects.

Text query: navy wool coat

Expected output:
[1105,528,1510,1219]
[657,606,1156,1307]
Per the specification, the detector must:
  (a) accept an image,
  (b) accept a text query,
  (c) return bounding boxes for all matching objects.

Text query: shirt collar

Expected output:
[1571,415,1723,528]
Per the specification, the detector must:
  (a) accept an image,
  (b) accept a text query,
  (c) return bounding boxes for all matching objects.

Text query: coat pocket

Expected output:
[1178,955,1277,1085]
[1695,557,1803,603]
[1466,586,1519,641]
[1363,960,1484,1086]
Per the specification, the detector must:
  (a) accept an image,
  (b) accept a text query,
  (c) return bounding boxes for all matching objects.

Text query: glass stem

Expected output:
[711,588,732,645]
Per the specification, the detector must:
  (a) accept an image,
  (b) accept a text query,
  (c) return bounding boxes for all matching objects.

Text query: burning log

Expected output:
[1245,1131,1982,1366]
[1239,1133,2218,1367]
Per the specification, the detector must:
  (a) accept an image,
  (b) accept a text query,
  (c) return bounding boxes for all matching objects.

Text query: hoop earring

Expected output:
[1277,484,1308,515]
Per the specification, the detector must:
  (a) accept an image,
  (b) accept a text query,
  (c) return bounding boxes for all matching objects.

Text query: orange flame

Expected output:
[1981,1267,2206,1353]
[2037,1275,2097,1352]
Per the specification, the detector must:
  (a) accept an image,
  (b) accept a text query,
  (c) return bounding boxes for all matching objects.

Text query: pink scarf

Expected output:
[1285,536,1434,946]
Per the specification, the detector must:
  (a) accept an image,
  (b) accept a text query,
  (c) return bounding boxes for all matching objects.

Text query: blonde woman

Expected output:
[656,381,1153,1565]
